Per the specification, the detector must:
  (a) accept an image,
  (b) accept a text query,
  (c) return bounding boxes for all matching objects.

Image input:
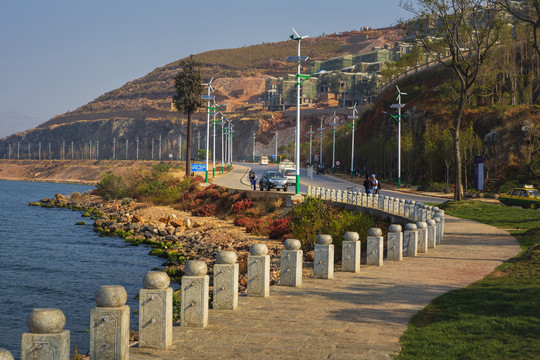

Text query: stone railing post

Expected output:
[90,285,129,360]
[336,190,342,203]
[330,189,336,202]
[342,232,360,273]
[416,222,428,253]
[438,210,446,238]
[422,205,428,222]
[0,349,14,360]
[360,193,366,207]
[367,194,373,208]
[427,219,437,249]
[387,225,403,261]
[367,228,383,266]
[139,271,172,350]
[382,196,389,212]
[213,251,239,310]
[378,194,384,209]
[248,244,270,297]
[404,223,418,257]
[399,199,405,216]
[433,216,442,245]
[404,200,410,219]
[280,239,303,287]
[22,309,69,360]
[307,185,312,196]
[314,234,334,279]
[181,261,209,328]
[413,202,420,221]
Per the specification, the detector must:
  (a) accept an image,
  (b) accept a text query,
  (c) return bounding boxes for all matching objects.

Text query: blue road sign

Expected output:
[191,163,207,172]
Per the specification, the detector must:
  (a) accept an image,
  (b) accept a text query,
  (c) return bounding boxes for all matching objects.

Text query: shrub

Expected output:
[268,217,292,240]
[498,179,521,194]
[426,182,449,192]
[232,199,254,214]
[121,197,133,205]
[192,204,217,217]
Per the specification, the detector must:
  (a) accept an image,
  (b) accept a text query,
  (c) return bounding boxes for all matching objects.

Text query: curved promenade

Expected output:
[130,170,520,359]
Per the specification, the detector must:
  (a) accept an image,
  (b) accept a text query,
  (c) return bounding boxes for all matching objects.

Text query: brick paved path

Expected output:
[130,215,519,360]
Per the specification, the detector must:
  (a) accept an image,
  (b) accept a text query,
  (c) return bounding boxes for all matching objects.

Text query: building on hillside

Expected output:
[264,44,413,111]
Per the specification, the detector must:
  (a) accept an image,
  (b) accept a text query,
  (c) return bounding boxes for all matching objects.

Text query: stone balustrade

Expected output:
[7,187,448,359]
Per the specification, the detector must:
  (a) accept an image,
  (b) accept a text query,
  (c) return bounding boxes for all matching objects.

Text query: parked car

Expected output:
[282,168,296,185]
[316,163,326,174]
[499,185,540,209]
[259,171,288,191]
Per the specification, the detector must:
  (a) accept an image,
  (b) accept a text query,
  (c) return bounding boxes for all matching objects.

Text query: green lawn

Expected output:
[397,201,540,360]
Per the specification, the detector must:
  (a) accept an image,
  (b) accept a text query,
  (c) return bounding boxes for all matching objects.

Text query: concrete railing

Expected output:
[4,189,446,360]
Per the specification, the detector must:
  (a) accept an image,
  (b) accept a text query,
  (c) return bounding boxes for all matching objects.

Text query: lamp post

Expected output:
[220,112,227,173]
[317,118,325,166]
[158,135,162,161]
[96,141,99,160]
[385,85,407,188]
[274,131,279,163]
[251,131,256,163]
[208,101,222,177]
[329,111,339,174]
[136,137,140,160]
[347,103,359,181]
[202,78,215,183]
[307,125,315,165]
[113,138,117,160]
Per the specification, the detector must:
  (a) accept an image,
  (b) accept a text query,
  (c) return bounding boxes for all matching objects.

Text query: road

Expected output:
[243,162,447,204]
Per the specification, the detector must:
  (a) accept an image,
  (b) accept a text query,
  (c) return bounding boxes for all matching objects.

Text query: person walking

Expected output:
[371,174,379,194]
[364,174,373,194]
[249,170,257,190]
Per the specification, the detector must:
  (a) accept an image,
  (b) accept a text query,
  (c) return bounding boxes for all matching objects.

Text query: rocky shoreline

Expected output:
[31,192,290,295]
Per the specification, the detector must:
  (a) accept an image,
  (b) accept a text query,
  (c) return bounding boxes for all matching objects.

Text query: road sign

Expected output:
[201,95,215,100]
[335,160,341,166]
[191,163,207,172]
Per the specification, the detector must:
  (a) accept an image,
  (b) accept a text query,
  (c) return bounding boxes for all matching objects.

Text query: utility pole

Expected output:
[220,113,226,173]
[38,142,41,160]
[125,139,129,160]
[347,103,359,181]
[8,143,11,159]
[136,137,140,160]
[96,141,100,160]
[178,135,182,161]
[158,135,162,161]
[71,141,74,160]
[317,118,325,166]
[62,140,65,160]
[89,140,93,160]
[48,143,51,160]
[113,138,117,160]
[274,131,279,163]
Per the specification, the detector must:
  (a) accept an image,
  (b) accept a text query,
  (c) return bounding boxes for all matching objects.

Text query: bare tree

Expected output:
[173,56,204,177]
[401,0,501,200]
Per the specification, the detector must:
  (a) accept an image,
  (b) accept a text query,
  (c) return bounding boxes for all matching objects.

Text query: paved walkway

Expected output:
[130,215,520,360]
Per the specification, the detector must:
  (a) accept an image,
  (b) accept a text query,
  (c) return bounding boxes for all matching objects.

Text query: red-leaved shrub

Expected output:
[268,217,292,240]
[232,199,254,214]
[192,204,217,217]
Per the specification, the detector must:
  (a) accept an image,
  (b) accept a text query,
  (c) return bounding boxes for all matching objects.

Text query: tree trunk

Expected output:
[453,88,467,201]
[185,112,193,177]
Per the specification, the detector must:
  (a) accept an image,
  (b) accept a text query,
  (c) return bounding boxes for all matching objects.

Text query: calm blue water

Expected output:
[0,180,165,358]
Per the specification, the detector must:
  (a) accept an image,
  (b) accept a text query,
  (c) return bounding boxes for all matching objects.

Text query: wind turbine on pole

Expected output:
[385,85,407,188]
[329,111,340,175]
[286,28,309,195]
[347,103,359,181]
[201,77,215,183]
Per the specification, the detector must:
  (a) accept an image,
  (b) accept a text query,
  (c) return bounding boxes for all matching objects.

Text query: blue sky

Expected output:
[0,0,411,126]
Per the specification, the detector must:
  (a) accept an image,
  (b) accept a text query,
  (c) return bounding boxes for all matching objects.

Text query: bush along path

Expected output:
[397,201,540,360]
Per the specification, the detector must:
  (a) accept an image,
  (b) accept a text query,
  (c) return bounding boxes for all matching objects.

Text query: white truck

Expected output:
[278,161,296,185]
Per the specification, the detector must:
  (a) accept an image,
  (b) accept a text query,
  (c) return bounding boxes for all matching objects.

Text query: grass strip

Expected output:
[397,201,540,360]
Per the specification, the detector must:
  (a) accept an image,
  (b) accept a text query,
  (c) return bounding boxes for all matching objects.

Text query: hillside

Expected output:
[39,27,403,128]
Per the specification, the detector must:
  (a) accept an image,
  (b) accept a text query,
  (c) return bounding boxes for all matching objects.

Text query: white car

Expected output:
[282,168,296,185]
[259,156,268,165]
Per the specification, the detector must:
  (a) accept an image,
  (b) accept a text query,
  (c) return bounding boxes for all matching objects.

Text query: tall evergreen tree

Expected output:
[173,56,204,176]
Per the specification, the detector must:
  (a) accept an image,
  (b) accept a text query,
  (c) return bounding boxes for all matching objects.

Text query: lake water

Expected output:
[0,180,165,358]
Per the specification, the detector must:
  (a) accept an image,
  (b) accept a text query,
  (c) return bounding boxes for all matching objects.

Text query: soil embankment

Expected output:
[0,159,182,184]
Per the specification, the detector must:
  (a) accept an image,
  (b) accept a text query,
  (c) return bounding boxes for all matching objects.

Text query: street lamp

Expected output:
[202,78,215,183]
[208,101,223,177]
[307,125,315,165]
[251,131,256,163]
[329,111,339,174]
[385,85,407,188]
[274,131,279,163]
[347,103,359,181]
[220,112,227,173]
[286,28,309,195]
[317,118,326,166]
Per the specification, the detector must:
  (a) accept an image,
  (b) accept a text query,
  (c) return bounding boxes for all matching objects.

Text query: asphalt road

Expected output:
[241,162,447,204]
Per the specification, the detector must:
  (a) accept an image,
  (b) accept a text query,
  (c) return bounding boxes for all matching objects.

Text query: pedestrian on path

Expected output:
[364,174,373,194]
[249,170,257,190]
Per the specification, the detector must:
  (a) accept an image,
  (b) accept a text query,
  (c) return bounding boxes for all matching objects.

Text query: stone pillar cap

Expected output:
[316,234,333,245]
[216,250,237,264]
[389,224,402,232]
[26,308,66,334]
[368,228,382,237]
[344,232,359,242]
[184,260,208,276]
[95,285,127,307]
[433,217,441,223]
[416,221,427,229]
[143,271,170,289]
[405,223,417,230]
[284,239,301,250]
[0,348,14,360]
[400,199,406,202]
[389,197,394,200]
[427,219,436,226]
[250,243,268,256]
